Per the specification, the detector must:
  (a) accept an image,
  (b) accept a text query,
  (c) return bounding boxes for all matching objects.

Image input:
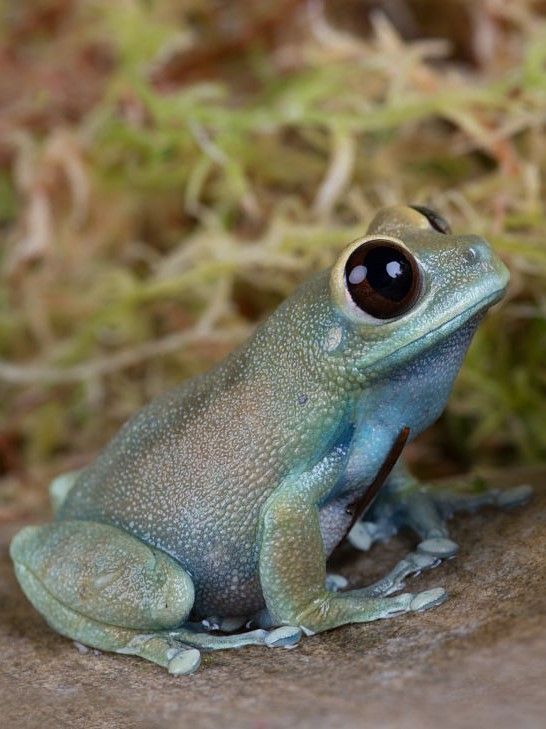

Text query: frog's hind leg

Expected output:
[349,462,532,562]
[10,521,201,674]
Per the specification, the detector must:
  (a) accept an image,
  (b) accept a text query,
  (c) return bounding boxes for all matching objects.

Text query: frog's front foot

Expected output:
[349,474,533,562]
[246,574,350,630]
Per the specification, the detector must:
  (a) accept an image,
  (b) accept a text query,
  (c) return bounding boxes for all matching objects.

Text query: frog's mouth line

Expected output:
[362,286,507,374]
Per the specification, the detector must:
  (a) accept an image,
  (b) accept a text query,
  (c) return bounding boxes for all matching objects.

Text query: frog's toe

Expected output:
[434,482,533,517]
[360,550,441,598]
[167,626,268,650]
[198,615,248,633]
[417,537,459,558]
[347,519,397,551]
[265,626,302,649]
[167,647,201,675]
[409,587,448,612]
[325,573,348,592]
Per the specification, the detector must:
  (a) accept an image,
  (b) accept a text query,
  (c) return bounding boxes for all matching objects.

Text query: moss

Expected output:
[0,0,545,478]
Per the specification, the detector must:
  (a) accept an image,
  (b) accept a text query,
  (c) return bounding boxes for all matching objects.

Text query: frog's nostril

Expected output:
[463,246,480,265]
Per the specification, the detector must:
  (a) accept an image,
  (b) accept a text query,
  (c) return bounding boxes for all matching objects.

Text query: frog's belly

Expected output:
[183,526,265,618]
[187,497,353,618]
[318,496,355,555]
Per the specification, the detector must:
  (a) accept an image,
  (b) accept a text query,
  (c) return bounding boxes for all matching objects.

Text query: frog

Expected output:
[10,204,531,676]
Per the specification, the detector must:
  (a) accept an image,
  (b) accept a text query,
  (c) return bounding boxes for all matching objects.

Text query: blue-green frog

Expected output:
[11,205,531,675]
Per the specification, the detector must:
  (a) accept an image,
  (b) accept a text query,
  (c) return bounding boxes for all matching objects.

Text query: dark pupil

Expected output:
[362,247,411,302]
[345,244,417,319]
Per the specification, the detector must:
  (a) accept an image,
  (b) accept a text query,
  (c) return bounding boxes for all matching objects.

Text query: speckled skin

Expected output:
[11,206,522,675]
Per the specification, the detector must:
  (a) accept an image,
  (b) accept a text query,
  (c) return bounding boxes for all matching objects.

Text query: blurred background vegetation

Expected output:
[1,0,545,520]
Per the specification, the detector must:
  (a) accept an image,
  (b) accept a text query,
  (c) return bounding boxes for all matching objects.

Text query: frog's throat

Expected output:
[360,287,504,376]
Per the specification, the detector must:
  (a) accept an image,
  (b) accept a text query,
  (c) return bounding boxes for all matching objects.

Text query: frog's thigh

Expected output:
[10,521,200,674]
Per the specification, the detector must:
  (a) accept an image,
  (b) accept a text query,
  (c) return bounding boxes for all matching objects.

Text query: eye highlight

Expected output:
[410,205,451,234]
[344,239,421,320]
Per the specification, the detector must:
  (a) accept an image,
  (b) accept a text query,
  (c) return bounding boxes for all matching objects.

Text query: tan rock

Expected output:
[1,467,544,729]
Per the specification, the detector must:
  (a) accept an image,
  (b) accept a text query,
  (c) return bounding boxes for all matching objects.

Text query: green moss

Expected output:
[1,0,545,472]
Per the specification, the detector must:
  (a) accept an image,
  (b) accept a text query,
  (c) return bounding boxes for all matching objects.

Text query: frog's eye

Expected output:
[410,205,451,234]
[344,239,421,320]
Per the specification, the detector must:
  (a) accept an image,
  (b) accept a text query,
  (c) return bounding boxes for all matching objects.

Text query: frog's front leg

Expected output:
[258,458,446,634]
[349,461,533,560]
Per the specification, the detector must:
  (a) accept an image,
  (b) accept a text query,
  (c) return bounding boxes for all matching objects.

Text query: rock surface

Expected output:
[1,468,544,729]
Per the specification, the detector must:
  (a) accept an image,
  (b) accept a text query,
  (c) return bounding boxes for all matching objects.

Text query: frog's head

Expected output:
[327,205,509,376]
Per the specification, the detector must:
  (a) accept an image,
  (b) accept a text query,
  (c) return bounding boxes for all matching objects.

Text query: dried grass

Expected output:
[1,0,545,514]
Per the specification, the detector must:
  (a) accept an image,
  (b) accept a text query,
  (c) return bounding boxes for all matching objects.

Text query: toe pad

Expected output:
[168,648,201,675]
[410,587,448,612]
[265,626,302,648]
[418,538,459,558]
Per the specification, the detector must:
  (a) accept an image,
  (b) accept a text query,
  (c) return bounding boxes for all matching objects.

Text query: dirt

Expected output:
[0,467,544,729]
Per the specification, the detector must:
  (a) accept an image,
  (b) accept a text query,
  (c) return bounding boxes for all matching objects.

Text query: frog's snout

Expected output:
[459,236,492,267]
[455,235,510,308]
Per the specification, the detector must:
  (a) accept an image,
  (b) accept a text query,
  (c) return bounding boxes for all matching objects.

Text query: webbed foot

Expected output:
[172,621,303,649]
[349,468,532,564]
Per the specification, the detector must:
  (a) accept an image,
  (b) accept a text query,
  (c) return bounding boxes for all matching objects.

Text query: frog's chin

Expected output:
[361,286,505,376]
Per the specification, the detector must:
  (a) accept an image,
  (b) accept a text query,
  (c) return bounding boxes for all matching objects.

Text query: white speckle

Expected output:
[324,326,342,352]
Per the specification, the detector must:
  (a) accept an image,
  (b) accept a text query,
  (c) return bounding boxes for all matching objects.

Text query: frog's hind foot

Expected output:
[10,520,303,674]
[118,635,202,675]
[349,479,533,562]
[167,624,302,650]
